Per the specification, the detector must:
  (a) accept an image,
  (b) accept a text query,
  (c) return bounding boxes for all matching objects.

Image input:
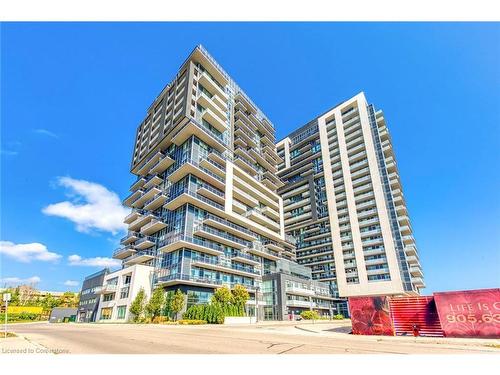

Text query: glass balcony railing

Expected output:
[156,272,256,291]
[203,213,255,238]
[158,233,225,253]
[194,225,250,247]
[169,188,224,211]
[191,255,259,275]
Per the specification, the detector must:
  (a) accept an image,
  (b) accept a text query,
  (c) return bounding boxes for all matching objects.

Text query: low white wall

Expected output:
[224,316,256,325]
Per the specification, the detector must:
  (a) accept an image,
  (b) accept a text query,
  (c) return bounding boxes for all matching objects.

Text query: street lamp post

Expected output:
[255,286,260,323]
[3,293,11,339]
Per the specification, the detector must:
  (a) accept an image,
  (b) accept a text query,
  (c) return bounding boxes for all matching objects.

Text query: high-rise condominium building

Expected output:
[277,93,424,298]
[113,45,342,319]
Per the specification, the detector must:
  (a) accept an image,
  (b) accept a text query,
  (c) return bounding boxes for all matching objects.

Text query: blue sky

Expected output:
[1,22,499,293]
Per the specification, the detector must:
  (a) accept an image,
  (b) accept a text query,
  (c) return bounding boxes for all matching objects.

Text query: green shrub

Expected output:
[183,304,224,324]
[177,319,207,325]
[333,314,344,320]
[152,316,171,324]
[300,310,320,320]
[0,312,42,322]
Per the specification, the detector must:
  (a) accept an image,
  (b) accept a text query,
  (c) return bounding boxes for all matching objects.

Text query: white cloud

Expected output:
[0,276,41,286]
[68,254,120,268]
[0,241,62,263]
[43,177,129,235]
[63,280,79,287]
[34,128,58,138]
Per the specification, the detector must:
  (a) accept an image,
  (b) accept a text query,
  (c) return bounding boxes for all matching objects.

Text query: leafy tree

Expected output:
[211,286,233,306]
[60,292,79,308]
[169,289,185,321]
[129,288,147,322]
[41,293,60,309]
[145,287,166,319]
[231,284,249,315]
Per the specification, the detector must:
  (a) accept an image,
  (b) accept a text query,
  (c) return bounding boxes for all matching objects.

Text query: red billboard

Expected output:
[349,296,394,336]
[434,288,500,338]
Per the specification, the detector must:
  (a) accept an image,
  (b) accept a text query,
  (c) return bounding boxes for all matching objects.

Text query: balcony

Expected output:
[405,245,417,256]
[233,155,258,176]
[123,250,156,266]
[248,148,275,173]
[285,286,315,297]
[129,177,146,192]
[233,186,259,207]
[128,213,155,231]
[112,246,136,259]
[143,175,163,190]
[136,152,167,176]
[124,209,145,224]
[120,231,139,245]
[406,255,419,264]
[197,184,225,205]
[164,189,226,217]
[244,209,280,231]
[286,299,314,308]
[233,174,279,210]
[412,277,425,287]
[194,225,249,249]
[157,234,224,256]
[366,267,390,276]
[155,273,256,292]
[190,256,259,278]
[261,171,284,190]
[199,157,226,179]
[199,108,226,133]
[197,92,227,125]
[150,153,175,174]
[402,235,415,244]
[247,243,280,261]
[234,127,257,148]
[171,120,227,152]
[203,214,257,241]
[410,266,424,278]
[262,239,282,253]
[232,199,247,214]
[231,251,261,266]
[95,284,118,294]
[131,186,161,208]
[261,206,280,221]
[207,149,228,166]
[140,219,167,235]
[168,160,225,190]
[143,191,168,211]
[198,71,227,101]
[135,236,156,250]
[123,189,143,207]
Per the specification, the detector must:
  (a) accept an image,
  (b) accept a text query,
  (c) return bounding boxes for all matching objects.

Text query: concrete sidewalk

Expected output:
[0,334,62,355]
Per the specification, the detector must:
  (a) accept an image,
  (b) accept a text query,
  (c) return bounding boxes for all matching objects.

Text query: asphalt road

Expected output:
[2,321,499,354]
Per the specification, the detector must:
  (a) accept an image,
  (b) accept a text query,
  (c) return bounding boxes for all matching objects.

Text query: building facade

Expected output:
[113,45,311,317]
[95,264,153,322]
[276,92,424,298]
[262,259,347,320]
[77,268,109,322]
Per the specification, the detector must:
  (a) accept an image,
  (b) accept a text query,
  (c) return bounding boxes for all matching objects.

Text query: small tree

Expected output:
[145,287,166,320]
[231,284,250,315]
[41,293,60,309]
[129,287,147,322]
[169,289,185,321]
[60,292,79,307]
[211,286,233,307]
